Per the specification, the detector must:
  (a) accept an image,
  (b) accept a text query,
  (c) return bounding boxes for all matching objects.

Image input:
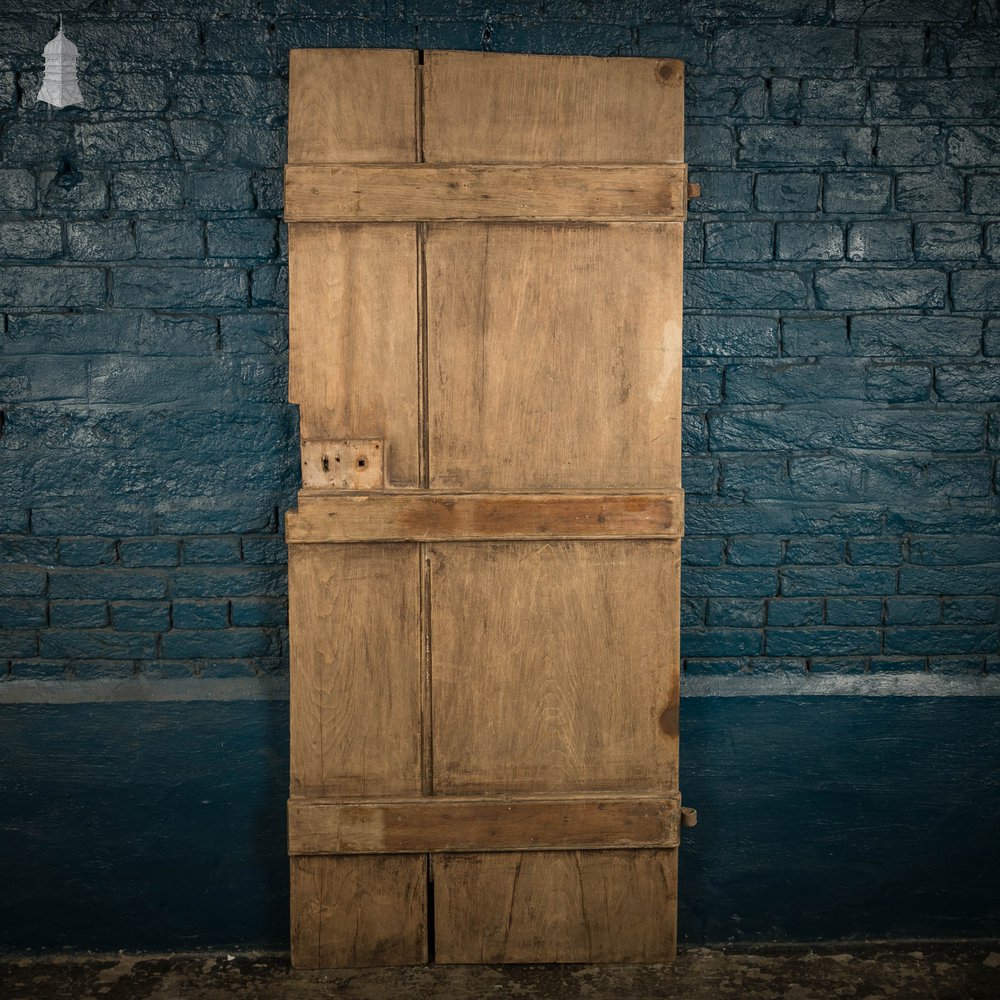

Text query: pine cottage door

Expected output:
[284,48,692,967]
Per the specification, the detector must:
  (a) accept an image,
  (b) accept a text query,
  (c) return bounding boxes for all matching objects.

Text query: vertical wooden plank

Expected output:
[430,541,680,796]
[288,48,418,164]
[423,51,684,164]
[288,543,422,799]
[288,224,420,487]
[292,855,428,968]
[426,224,683,492]
[433,851,677,964]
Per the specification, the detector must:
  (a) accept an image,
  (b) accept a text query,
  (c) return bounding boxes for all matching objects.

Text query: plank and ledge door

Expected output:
[285,48,689,967]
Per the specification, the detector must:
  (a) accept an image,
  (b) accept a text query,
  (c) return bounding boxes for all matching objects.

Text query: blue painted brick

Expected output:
[899,565,1000,596]
[111,602,170,632]
[785,537,843,564]
[931,656,987,674]
[886,597,941,625]
[823,172,891,214]
[849,315,982,357]
[119,539,179,568]
[877,126,943,167]
[0,537,57,565]
[0,630,39,658]
[682,628,762,657]
[684,225,704,264]
[171,600,229,629]
[136,221,204,260]
[239,536,287,565]
[865,364,932,403]
[808,656,868,673]
[750,656,808,674]
[704,222,772,262]
[781,566,896,596]
[715,26,855,70]
[683,365,723,406]
[874,77,1000,120]
[39,629,157,659]
[914,222,981,262]
[896,169,964,213]
[49,601,108,629]
[683,538,726,567]
[909,536,997,565]
[78,122,172,163]
[58,538,116,567]
[0,169,35,210]
[767,627,881,656]
[727,537,784,566]
[848,538,901,565]
[0,600,46,629]
[0,222,62,260]
[685,268,806,309]
[740,126,873,166]
[968,176,1000,216]
[0,267,105,310]
[186,170,255,211]
[987,227,1000,265]
[884,627,997,656]
[754,172,819,213]
[682,568,777,597]
[935,364,1000,403]
[800,79,867,121]
[160,627,277,659]
[206,219,278,259]
[826,598,883,626]
[685,315,779,357]
[776,223,844,261]
[688,170,753,213]
[682,458,717,495]
[182,536,242,564]
[0,568,47,598]
[859,29,926,68]
[707,598,765,627]
[67,222,136,262]
[48,570,166,601]
[942,598,997,625]
[681,599,705,627]
[172,567,284,599]
[230,598,285,628]
[782,318,849,356]
[768,78,802,121]
[114,169,184,211]
[687,75,765,119]
[767,598,824,626]
[869,656,926,673]
[114,267,247,309]
[952,270,1000,312]
[683,658,747,676]
[847,222,912,262]
[815,268,946,310]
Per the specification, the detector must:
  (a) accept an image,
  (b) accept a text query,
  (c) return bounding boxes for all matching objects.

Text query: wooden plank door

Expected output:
[285,48,690,967]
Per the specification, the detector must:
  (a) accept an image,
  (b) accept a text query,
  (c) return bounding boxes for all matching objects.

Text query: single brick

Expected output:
[858,27,926,67]
[704,222,773,262]
[67,221,136,261]
[0,267,105,309]
[206,219,278,259]
[681,628,762,657]
[781,565,896,596]
[874,78,1000,119]
[876,126,943,166]
[170,119,226,161]
[0,630,40,658]
[77,121,173,162]
[754,172,820,212]
[250,264,287,307]
[896,169,964,213]
[909,536,998,565]
[776,222,844,261]
[848,538,901,565]
[682,567,778,597]
[823,172,891,214]
[0,169,35,210]
[969,176,1000,215]
[230,598,286,628]
[869,656,926,673]
[172,599,230,629]
[0,537,58,565]
[899,565,1000,595]
[687,75,766,119]
[935,364,1000,402]
[884,626,997,655]
[119,539,179,568]
[814,268,946,310]
[785,537,843,564]
[846,221,911,262]
[800,79,867,120]
[113,266,247,309]
[839,0,968,20]
[40,629,157,659]
[682,457,717,495]
[942,597,997,625]
[56,537,117,568]
[930,656,987,674]
[40,167,109,211]
[186,169,255,211]
[160,627,277,659]
[726,537,784,566]
[240,536,287,565]
[715,25,855,70]
[171,567,285,598]
[681,599,705,627]
[683,365,723,405]
[684,225,703,264]
[706,598,767,629]
[952,270,1000,312]
[0,222,62,260]
[136,221,204,260]
[865,363,932,403]
[0,567,47,597]
[809,657,869,673]
[885,597,941,625]
[850,315,982,356]
[740,126,873,166]
[826,598,883,626]
[751,656,809,674]
[49,601,109,628]
[725,361,864,404]
[183,536,242,564]
[688,170,753,213]
[685,268,806,309]
[987,226,1000,264]
[48,570,167,601]
[111,601,170,631]
[685,315,779,357]
[947,126,1000,167]
[683,658,747,676]
[913,222,981,262]
[767,598,824,626]
[114,169,184,211]
[782,317,849,356]
[686,125,736,167]
[767,627,882,656]
[0,600,46,629]
[682,538,725,567]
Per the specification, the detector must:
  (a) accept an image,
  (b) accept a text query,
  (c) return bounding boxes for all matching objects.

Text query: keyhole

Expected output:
[321,455,330,472]
[357,457,366,468]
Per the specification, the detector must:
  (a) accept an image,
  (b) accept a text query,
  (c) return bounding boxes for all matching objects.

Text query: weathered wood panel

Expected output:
[426,224,683,491]
[423,51,684,164]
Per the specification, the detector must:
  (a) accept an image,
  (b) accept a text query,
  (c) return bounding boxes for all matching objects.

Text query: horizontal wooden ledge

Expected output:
[288,795,682,855]
[285,491,684,543]
[284,164,688,222]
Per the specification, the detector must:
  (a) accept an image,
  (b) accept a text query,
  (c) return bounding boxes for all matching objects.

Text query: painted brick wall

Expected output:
[1,0,998,683]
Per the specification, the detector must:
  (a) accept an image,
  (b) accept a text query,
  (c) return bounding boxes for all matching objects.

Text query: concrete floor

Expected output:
[2,945,1000,1000]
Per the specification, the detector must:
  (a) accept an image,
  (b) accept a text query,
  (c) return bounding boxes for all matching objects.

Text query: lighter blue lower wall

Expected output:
[2,689,997,951]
